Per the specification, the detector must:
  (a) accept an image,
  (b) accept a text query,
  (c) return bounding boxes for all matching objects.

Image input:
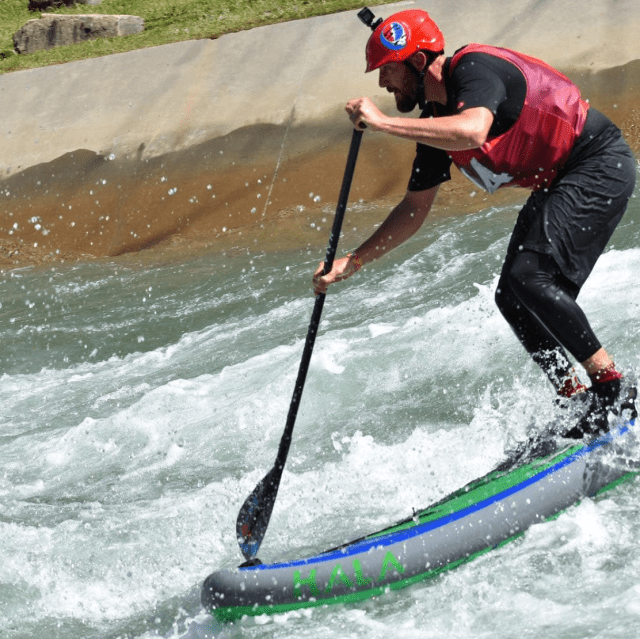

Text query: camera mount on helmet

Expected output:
[357,7,383,32]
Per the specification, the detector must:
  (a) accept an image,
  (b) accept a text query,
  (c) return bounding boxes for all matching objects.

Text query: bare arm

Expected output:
[346,97,494,151]
[312,186,439,294]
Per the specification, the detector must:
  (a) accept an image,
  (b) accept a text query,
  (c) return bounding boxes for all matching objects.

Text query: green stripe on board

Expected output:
[364,443,582,540]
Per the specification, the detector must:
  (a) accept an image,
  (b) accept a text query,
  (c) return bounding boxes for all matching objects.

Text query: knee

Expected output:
[495,254,530,311]
[504,252,548,307]
[495,277,521,323]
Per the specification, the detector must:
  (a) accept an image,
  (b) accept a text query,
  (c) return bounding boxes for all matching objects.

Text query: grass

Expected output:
[0,0,389,75]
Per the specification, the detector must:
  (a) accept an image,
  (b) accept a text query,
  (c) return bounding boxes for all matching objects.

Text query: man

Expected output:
[313,9,637,437]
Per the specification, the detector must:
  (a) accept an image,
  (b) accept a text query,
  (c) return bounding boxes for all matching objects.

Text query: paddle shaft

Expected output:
[276,128,363,470]
[236,128,363,560]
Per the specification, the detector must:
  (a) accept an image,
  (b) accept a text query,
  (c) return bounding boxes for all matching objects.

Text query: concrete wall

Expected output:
[1,0,639,264]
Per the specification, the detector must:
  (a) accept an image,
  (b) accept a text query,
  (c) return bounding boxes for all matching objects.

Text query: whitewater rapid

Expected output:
[1,171,639,638]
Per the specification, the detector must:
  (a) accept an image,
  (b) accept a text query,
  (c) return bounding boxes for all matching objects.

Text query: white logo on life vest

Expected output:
[460,157,513,193]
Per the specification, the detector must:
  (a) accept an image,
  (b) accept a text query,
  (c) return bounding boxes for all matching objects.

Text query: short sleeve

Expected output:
[407,142,452,191]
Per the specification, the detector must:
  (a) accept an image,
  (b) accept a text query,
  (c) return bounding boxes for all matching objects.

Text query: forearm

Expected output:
[355,207,421,264]
[312,187,438,294]
[375,112,488,151]
[354,188,438,267]
[346,97,493,152]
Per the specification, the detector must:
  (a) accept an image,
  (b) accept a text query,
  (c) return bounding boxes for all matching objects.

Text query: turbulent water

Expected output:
[1,169,640,639]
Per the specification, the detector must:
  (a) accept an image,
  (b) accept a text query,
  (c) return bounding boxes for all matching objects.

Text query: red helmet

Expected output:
[365,10,445,73]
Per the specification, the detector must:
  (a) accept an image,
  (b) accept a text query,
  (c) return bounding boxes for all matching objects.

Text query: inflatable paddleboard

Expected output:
[202,415,638,622]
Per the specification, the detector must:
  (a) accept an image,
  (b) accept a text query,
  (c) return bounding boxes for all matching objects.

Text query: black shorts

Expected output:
[505,130,636,288]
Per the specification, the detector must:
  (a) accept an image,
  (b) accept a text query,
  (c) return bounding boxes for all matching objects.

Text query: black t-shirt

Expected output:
[407,49,621,192]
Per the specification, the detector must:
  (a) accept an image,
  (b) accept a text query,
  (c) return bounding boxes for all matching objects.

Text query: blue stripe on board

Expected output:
[246,417,635,572]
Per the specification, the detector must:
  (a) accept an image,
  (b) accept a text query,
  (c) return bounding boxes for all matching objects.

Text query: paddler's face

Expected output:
[378,62,419,113]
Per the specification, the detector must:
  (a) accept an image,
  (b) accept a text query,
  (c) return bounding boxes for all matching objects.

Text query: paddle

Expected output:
[236,128,364,563]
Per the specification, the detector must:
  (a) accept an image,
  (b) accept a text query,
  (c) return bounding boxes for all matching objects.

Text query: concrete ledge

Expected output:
[4,0,640,178]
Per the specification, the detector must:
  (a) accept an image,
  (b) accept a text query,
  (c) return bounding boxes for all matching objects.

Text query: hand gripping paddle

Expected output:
[236,128,364,562]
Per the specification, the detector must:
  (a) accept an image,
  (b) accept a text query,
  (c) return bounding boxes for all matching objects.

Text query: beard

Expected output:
[395,92,418,113]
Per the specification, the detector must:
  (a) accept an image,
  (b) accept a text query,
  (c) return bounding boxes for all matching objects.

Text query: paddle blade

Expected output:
[236,467,281,560]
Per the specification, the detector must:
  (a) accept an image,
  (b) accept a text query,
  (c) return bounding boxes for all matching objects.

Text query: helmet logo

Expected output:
[380,22,407,51]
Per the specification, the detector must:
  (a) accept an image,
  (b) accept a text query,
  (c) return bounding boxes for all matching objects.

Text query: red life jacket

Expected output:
[447,44,589,192]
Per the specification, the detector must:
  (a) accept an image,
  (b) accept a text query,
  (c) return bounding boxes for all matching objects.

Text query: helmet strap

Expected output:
[416,69,427,111]
[405,50,443,111]
[403,61,427,111]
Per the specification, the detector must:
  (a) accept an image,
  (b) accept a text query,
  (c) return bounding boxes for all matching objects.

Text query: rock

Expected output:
[13,14,144,55]
[28,0,102,12]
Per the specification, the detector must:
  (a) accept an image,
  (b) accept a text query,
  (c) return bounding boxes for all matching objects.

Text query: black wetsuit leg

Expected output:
[495,123,635,387]
[496,250,601,385]
[496,254,574,385]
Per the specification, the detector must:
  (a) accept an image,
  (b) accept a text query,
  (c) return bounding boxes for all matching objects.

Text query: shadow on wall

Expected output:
[0,109,402,263]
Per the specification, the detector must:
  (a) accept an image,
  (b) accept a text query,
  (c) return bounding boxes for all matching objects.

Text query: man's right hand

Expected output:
[346,97,387,131]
